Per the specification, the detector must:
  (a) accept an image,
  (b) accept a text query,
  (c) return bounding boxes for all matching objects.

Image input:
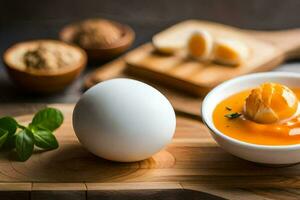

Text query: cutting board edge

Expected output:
[125,44,285,97]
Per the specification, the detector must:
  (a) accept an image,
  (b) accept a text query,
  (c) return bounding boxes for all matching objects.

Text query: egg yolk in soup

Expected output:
[245,83,298,124]
[213,82,300,145]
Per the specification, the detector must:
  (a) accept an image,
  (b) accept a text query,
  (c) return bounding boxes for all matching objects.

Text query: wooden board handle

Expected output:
[249,29,300,60]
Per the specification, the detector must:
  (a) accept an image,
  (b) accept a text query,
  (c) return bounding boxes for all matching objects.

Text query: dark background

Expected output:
[1,0,300,102]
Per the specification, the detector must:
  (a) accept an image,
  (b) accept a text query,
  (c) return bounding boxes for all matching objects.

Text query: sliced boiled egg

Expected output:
[187,31,213,60]
[213,38,249,66]
[244,82,298,124]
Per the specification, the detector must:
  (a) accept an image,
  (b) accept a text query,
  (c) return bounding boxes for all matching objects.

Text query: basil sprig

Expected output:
[0,107,63,161]
[224,112,242,119]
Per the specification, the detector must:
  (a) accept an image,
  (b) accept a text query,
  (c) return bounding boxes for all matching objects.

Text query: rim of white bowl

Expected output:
[201,71,300,150]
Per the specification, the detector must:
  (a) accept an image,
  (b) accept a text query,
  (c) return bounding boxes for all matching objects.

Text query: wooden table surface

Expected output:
[1,1,300,199]
[0,104,300,200]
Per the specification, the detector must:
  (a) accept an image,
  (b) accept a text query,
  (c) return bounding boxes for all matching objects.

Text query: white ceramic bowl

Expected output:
[202,72,300,165]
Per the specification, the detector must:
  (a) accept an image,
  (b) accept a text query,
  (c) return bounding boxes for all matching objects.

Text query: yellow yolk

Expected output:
[213,87,300,145]
[213,38,249,66]
[245,83,298,124]
[188,31,213,60]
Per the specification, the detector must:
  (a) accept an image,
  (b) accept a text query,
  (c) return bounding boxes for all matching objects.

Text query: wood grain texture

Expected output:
[1,104,300,199]
[125,20,298,96]
[84,21,300,118]
[84,58,202,118]
[88,189,224,200]
[246,29,300,59]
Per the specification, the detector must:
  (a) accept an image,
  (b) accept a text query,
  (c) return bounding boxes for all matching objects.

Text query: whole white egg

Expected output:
[73,78,176,162]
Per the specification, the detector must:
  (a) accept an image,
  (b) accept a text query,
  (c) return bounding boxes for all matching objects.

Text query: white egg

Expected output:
[73,78,176,162]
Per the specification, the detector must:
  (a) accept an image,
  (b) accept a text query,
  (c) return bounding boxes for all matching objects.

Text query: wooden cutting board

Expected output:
[2,104,300,200]
[85,21,300,117]
[85,58,203,119]
[125,20,300,96]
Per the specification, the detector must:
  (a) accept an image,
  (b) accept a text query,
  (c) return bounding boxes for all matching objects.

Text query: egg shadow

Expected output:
[9,143,161,182]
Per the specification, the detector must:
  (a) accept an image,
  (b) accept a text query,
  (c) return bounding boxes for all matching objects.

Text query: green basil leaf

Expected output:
[30,108,64,131]
[15,129,34,161]
[0,128,9,148]
[0,117,17,135]
[33,130,58,149]
[2,134,16,150]
[224,112,242,119]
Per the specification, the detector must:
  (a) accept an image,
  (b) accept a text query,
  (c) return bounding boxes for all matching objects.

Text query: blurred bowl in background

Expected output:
[59,18,135,61]
[3,39,87,94]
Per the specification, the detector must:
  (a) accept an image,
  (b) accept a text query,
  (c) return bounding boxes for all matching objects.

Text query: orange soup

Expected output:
[213,88,300,145]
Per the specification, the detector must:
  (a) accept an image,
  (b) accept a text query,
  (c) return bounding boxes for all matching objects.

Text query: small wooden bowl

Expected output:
[3,40,87,93]
[59,19,135,61]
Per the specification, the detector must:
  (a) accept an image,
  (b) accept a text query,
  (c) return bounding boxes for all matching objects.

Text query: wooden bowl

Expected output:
[59,19,135,61]
[3,40,87,93]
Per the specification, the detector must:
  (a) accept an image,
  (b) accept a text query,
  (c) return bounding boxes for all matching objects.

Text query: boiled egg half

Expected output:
[213,38,249,66]
[187,30,214,60]
[245,82,298,124]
